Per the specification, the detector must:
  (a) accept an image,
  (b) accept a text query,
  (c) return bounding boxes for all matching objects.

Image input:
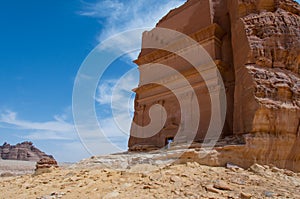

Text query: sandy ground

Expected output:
[0,160,72,177]
[0,159,36,176]
[0,162,299,199]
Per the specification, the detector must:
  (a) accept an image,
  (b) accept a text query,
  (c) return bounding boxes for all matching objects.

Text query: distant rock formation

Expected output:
[0,141,54,162]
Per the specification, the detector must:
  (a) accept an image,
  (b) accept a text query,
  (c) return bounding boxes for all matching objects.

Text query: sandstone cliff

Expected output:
[227,0,300,171]
[0,141,54,162]
[229,0,300,135]
[129,0,300,171]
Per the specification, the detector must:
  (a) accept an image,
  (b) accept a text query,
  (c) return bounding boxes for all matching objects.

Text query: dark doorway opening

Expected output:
[165,137,174,149]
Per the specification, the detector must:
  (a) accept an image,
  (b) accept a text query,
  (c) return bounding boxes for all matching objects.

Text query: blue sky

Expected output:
[1,0,299,163]
[0,0,185,162]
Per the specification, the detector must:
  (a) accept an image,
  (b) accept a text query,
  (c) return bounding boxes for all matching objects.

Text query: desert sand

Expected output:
[0,159,36,177]
[0,160,299,199]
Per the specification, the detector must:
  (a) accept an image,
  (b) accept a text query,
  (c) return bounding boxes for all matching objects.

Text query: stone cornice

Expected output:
[134,23,226,65]
[133,60,227,93]
[135,78,223,104]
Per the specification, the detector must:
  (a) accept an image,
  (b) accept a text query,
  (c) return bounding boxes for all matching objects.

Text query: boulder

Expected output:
[34,157,58,175]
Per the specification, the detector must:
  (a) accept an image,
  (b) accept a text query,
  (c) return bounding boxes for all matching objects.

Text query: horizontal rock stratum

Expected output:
[128,0,300,171]
[0,141,54,162]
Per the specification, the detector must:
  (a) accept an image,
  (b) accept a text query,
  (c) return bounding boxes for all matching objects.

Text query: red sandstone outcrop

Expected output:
[229,0,300,135]
[129,0,236,149]
[129,0,300,171]
[226,0,300,171]
[34,157,58,175]
[0,141,54,162]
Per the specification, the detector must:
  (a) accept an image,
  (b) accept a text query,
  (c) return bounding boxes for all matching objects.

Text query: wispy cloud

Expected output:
[79,0,186,59]
[96,79,118,105]
[80,0,186,141]
[96,70,138,142]
[0,108,130,160]
[58,1,187,152]
[79,0,124,19]
[96,73,137,110]
[79,0,185,39]
[0,110,76,140]
[22,131,73,141]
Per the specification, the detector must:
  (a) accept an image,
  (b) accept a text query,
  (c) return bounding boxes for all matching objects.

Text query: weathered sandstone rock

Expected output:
[129,0,236,149]
[34,157,58,175]
[128,0,300,171]
[0,141,54,162]
[229,0,300,135]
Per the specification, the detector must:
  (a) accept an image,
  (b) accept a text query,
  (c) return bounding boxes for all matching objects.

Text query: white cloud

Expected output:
[79,0,186,59]
[52,141,91,163]
[0,108,133,160]
[96,79,117,105]
[0,110,76,140]
[95,69,138,138]
[79,0,187,141]
[22,131,73,141]
[18,0,187,159]
[96,69,138,108]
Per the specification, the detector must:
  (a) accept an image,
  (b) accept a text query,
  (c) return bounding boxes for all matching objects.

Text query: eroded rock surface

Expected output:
[129,0,300,171]
[230,0,300,135]
[35,157,59,175]
[0,142,54,162]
